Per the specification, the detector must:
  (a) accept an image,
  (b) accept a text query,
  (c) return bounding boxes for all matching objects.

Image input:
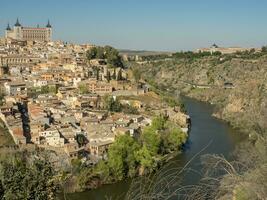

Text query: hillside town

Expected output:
[1,1,267,199]
[0,19,189,164]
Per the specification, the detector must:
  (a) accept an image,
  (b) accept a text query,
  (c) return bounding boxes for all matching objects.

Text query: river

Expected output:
[65,96,244,200]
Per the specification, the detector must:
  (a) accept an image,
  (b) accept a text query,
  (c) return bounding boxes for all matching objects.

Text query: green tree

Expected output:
[0,91,5,106]
[71,159,83,175]
[40,85,57,94]
[78,84,89,94]
[96,47,105,59]
[41,85,49,93]
[107,135,140,179]
[108,153,124,180]
[49,85,57,93]
[104,46,123,68]
[87,46,123,67]
[2,65,9,75]
[261,46,267,53]
[86,47,98,60]
[112,68,116,80]
[0,181,4,199]
[117,69,123,80]
[135,146,154,171]
[132,68,141,82]
[152,115,167,130]
[0,157,59,200]
[103,95,111,110]
[166,127,187,151]
[110,98,122,112]
[104,96,122,112]
[96,68,100,80]
[110,96,118,111]
[141,126,161,156]
[76,134,87,147]
[122,104,139,114]
[106,70,111,82]
[94,160,110,181]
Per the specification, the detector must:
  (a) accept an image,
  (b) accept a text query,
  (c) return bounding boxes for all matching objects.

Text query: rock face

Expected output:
[166,109,189,128]
[224,98,244,113]
[133,54,267,134]
[156,107,189,128]
[129,53,267,200]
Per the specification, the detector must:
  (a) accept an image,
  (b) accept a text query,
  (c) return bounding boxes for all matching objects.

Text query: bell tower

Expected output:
[14,18,22,40]
[5,23,11,38]
[46,20,52,41]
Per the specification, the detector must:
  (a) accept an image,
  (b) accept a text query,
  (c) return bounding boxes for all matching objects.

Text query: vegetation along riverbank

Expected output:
[127,49,267,199]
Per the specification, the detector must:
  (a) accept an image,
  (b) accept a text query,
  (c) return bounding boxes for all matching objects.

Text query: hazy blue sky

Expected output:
[1,0,267,51]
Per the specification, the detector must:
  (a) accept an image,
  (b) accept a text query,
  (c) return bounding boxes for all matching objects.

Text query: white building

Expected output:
[33,79,48,87]
[39,128,64,147]
[4,82,27,96]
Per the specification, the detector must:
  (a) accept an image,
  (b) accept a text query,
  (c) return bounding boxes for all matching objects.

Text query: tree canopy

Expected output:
[0,156,59,200]
[86,46,123,68]
[77,115,188,189]
[78,83,89,94]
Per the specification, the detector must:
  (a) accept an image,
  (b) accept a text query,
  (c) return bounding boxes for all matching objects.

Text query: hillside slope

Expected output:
[128,54,267,135]
[127,52,267,199]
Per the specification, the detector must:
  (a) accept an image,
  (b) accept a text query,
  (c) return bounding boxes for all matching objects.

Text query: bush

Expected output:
[0,156,59,199]
[78,84,89,94]
[103,95,122,112]
[121,104,139,114]
[86,46,123,68]
[78,116,188,189]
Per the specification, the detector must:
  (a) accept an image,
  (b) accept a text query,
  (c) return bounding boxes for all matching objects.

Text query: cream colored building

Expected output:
[196,44,261,55]
[5,18,52,42]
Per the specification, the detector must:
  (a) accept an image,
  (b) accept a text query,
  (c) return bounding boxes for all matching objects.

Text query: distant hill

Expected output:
[119,49,173,56]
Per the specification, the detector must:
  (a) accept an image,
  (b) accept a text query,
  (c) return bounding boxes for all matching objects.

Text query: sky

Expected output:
[1,0,267,51]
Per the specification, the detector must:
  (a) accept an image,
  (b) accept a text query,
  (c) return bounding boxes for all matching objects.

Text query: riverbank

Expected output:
[131,54,266,137]
[65,96,244,200]
[63,113,189,193]
[127,54,267,199]
[62,149,181,196]
[181,88,263,136]
[57,86,190,194]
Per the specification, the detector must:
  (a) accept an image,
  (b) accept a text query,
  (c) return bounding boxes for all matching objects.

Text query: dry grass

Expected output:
[0,120,15,146]
[123,142,212,200]
[119,92,162,105]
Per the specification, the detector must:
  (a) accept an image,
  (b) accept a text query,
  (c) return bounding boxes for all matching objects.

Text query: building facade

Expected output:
[0,55,30,66]
[4,82,27,96]
[196,44,261,55]
[5,18,52,42]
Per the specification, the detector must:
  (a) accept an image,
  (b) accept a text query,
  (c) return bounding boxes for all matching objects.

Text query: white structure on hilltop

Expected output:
[5,18,52,42]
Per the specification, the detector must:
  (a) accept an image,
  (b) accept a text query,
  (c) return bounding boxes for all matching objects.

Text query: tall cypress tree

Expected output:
[106,70,111,82]
[112,68,116,80]
[96,68,100,80]
[117,69,122,80]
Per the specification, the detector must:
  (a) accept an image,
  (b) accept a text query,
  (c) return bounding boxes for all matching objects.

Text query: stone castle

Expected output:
[5,18,52,42]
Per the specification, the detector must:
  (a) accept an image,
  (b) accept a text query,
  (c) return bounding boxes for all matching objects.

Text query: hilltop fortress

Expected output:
[196,44,260,54]
[5,18,52,42]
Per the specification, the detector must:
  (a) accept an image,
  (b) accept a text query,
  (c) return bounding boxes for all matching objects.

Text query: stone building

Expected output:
[4,81,27,96]
[0,55,31,66]
[196,44,261,55]
[5,18,52,42]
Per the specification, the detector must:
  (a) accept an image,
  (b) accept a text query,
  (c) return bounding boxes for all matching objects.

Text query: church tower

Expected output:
[13,18,22,40]
[46,20,52,41]
[5,23,11,38]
